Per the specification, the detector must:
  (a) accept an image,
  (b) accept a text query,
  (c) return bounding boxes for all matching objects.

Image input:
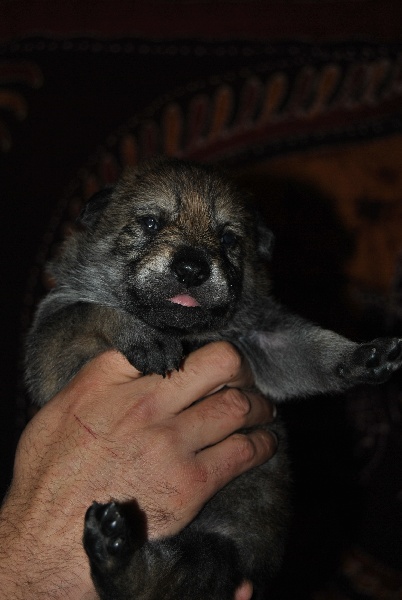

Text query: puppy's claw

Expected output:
[175,357,184,372]
[365,347,380,368]
[124,337,184,379]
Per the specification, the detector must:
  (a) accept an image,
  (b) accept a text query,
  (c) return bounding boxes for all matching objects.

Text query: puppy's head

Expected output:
[76,159,273,333]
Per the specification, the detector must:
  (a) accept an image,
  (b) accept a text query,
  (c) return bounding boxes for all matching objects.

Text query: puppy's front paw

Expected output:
[339,337,402,385]
[126,336,184,376]
[84,502,131,570]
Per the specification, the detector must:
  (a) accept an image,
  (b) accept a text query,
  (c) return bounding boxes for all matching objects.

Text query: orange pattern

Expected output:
[245,136,402,295]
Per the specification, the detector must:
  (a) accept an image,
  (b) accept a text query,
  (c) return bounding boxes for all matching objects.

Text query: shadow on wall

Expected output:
[234,170,355,333]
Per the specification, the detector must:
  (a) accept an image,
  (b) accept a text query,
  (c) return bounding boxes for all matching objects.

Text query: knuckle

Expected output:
[126,398,157,424]
[220,388,251,419]
[127,392,158,423]
[215,343,243,378]
[151,424,181,455]
[231,432,257,463]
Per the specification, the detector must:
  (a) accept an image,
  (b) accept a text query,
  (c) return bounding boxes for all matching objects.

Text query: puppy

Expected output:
[25,158,402,599]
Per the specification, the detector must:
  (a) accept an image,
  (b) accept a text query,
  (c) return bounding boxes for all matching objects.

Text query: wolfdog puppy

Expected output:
[25,158,402,599]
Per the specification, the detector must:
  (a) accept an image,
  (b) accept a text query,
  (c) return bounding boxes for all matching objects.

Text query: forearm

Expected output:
[0,487,96,600]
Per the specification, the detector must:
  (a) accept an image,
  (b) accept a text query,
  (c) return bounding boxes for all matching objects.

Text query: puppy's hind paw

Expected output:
[84,501,131,570]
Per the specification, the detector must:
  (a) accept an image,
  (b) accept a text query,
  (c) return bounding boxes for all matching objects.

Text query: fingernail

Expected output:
[261,429,279,457]
[258,428,278,450]
[270,430,279,448]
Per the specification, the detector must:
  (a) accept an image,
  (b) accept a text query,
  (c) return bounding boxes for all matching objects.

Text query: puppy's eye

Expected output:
[221,230,237,247]
[141,216,160,232]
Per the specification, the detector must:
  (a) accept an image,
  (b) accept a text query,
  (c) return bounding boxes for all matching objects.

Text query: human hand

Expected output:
[0,342,277,599]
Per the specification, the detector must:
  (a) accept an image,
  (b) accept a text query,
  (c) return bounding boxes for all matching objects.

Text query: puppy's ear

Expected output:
[256,220,275,261]
[78,187,113,228]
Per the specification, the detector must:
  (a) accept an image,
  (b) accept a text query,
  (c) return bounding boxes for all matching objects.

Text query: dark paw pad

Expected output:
[127,337,184,376]
[84,501,129,568]
[341,337,402,385]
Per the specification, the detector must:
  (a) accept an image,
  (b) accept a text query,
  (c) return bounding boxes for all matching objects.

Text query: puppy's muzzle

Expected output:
[171,247,211,288]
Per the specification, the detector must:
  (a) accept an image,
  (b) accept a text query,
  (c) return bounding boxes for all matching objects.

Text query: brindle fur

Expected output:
[25,158,402,599]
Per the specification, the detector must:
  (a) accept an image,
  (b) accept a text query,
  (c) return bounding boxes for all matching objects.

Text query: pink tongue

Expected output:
[169,294,200,307]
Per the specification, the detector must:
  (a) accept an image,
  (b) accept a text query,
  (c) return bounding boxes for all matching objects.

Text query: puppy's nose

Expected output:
[171,249,211,287]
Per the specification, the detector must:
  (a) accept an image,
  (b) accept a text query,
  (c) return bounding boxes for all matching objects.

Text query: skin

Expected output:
[0,342,277,600]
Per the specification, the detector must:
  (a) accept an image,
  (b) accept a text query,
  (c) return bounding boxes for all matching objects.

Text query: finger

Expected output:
[197,428,278,493]
[163,342,254,414]
[235,581,253,600]
[178,387,276,451]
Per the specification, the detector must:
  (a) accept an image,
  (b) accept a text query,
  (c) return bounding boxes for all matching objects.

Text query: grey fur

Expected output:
[25,158,402,599]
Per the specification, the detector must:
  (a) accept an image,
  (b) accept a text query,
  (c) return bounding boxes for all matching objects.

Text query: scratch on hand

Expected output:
[74,414,120,457]
[74,414,98,439]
